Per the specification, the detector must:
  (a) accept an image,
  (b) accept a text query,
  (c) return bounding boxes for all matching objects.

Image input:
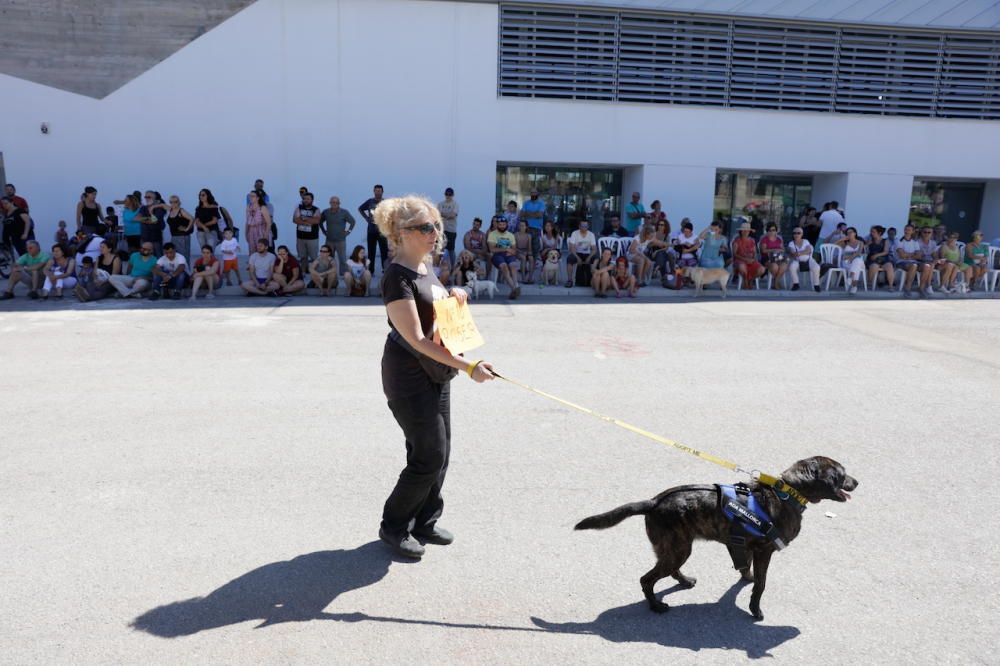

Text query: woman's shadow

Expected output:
[131,541,396,637]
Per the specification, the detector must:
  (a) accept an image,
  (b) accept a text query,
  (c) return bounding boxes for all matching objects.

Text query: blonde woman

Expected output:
[375,195,495,560]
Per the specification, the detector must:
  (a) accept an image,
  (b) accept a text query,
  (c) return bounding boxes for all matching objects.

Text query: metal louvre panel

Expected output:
[497,3,1000,119]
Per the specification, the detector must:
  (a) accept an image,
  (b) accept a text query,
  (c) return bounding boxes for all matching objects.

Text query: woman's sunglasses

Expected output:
[403,223,437,235]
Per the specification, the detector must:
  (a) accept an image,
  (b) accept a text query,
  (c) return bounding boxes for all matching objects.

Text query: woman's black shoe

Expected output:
[411,525,454,545]
[379,527,425,559]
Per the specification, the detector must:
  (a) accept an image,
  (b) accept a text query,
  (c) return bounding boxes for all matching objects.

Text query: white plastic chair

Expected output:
[821,245,845,291]
[982,246,1000,291]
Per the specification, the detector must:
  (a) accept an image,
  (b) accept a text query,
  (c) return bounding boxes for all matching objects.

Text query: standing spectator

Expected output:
[488,217,520,299]
[294,191,322,275]
[96,240,121,278]
[915,227,942,297]
[241,239,277,296]
[590,247,615,298]
[939,233,971,294]
[733,222,764,289]
[437,188,459,257]
[76,186,105,235]
[4,184,29,211]
[648,200,668,234]
[244,190,272,254]
[137,191,167,256]
[964,231,990,290]
[119,194,143,252]
[194,189,221,249]
[0,240,49,299]
[246,179,269,205]
[566,219,597,288]
[269,245,306,296]
[309,244,339,296]
[787,227,821,292]
[2,196,32,256]
[894,225,925,296]
[109,242,157,298]
[837,227,866,294]
[818,202,845,242]
[217,227,242,286]
[321,195,355,276]
[55,221,70,245]
[514,220,534,284]
[190,244,221,300]
[344,245,371,297]
[759,223,788,289]
[800,206,821,246]
[74,256,113,302]
[105,207,119,234]
[824,222,847,246]
[601,216,629,239]
[149,242,188,300]
[359,184,389,275]
[40,244,76,299]
[166,195,195,262]
[865,225,895,291]
[521,189,546,234]
[624,192,647,235]
[463,217,489,271]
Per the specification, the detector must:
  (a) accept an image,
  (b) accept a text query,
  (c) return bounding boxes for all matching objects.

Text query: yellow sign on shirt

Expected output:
[433,297,485,355]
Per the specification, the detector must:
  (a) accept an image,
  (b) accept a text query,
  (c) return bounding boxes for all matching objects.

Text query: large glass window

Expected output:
[909,180,984,240]
[496,164,623,233]
[714,171,813,238]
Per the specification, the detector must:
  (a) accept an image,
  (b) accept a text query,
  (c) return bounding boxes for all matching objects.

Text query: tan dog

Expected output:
[688,266,729,298]
[542,249,561,286]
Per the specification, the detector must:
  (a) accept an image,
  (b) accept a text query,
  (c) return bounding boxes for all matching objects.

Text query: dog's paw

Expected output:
[674,574,697,588]
[648,600,670,614]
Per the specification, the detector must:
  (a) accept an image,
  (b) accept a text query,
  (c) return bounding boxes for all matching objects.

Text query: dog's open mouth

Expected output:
[835,488,852,501]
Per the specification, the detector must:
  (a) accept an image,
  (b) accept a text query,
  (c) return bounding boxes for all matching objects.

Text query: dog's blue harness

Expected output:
[717,483,787,571]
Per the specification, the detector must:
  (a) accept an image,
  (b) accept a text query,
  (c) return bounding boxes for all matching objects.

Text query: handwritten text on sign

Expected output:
[433,297,485,355]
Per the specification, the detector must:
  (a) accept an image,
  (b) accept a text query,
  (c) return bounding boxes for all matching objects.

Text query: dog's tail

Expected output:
[575,500,656,531]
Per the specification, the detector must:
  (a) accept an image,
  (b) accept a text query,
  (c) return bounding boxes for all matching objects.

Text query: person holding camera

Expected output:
[759,223,788,289]
[375,195,495,560]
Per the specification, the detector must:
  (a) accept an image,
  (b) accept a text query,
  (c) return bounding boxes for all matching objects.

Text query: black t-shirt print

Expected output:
[296,205,320,239]
[380,262,451,400]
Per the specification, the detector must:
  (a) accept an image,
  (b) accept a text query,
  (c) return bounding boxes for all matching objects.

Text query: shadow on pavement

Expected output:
[130,541,399,637]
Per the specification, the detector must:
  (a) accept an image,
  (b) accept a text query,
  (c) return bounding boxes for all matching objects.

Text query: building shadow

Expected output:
[130,541,398,637]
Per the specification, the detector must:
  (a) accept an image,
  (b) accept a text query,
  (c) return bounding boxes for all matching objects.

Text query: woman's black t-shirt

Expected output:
[380,261,449,400]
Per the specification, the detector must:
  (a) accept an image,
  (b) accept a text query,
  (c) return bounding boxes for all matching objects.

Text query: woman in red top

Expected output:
[189,244,221,300]
[758,223,788,289]
[733,222,764,289]
[268,245,306,295]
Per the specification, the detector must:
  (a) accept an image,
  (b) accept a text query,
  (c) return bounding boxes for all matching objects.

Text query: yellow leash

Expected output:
[489,370,809,508]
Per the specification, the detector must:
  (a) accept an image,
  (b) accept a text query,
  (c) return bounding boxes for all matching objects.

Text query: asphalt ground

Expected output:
[2,295,998,664]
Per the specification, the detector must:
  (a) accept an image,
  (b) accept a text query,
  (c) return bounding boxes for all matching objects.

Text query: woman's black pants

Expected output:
[381,382,451,536]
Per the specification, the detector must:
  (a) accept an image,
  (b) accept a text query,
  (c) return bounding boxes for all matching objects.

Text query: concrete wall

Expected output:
[2,0,1000,250]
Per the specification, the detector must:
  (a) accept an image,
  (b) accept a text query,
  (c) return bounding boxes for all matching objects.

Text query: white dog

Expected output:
[465,270,497,300]
[541,249,561,286]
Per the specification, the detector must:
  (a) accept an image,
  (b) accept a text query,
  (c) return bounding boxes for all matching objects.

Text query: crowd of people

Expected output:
[1,181,996,302]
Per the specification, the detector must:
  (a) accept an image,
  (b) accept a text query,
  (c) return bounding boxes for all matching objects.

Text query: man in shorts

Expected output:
[487,216,520,299]
[0,240,50,300]
[241,239,277,296]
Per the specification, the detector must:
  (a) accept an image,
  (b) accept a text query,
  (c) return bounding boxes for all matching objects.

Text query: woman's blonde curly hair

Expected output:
[374,195,444,254]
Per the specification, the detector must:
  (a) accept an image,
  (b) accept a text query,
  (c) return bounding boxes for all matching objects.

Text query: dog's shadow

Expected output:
[530,580,800,659]
[130,541,397,637]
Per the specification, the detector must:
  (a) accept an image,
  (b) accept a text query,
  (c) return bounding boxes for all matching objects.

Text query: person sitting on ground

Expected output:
[269,245,306,296]
[601,215,630,239]
[758,223,787,289]
[836,227,866,294]
[590,247,615,298]
[824,222,847,246]
[566,219,597,288]
[217,227,241,286]
[630,225,655,286]
[73,230,104,267]
[452,250,479,287]
[242,239,277,296]
[431,248,452,287]
[865,225,895,291]
[96,240,121,278]
[109,242,158,298]
[344,245,371,296]
[964,230,990,290]
[786,227,821,292]
[488,217,520,299]
[1,240,50,300]
[514,220,534,284]
[310,244,339,296]
[149,242,188,300]
[915,227,942,297]
[74,256,113,302]
[463,217,490,273]
[733,222,764,289]
[612,255,638,298]
[939,233,971,294]
[190,244,221,300]
[41,244,76,299]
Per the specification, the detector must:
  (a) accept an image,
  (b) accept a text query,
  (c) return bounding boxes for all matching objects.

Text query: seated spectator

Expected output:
[630,225,655,286]
[590,247,615,298]
[190,244,222,300]
[939,233,971,294]
[915,227,943,297]
[105,207,119,233]
[758,223,787,289]
[964,231,990,290]
[733,222,764,289]
[539,220,562,255]
[96,241,121,277]
[566,220,597,288]
[894,225,926,296]
[933,224,948,245]
[269,245,306,296]
[109,242,158,298]
[697,220,726,269]
[488,217,520,299]
[73,230,104,266]
[432,248,452,287]
[1,240,50,300]
[453,250,479,287]
[836,227,866,294]
[649,220,676,288]
[242,239,277,296]
[344,245,372,296]
[514,220,534,283]
[673,219,700,269]
[786,227,821,292]
[601,215,629,238]
[310,244,339,296]
[612,255,638,298]
[41,244,77,299]
[502,200,520,230]
[463,217,490,273]
[149,242,189,300]
[886,226,899,262]
[74,256,113,302]
[824,222,847,246]
[865,225,895,291]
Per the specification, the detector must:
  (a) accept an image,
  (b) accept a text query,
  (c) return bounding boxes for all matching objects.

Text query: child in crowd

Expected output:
[344,245,371,296]
[217,227,241,286]
[612,255,638,298]
[54,220,69,245]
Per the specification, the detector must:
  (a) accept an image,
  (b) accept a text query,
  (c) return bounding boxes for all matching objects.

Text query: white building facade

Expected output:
[3,0,1000,246]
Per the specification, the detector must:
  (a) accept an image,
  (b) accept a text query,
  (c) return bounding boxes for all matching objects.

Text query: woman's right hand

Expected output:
[471,361,495,383]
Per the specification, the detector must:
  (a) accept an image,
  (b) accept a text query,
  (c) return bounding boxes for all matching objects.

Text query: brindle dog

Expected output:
[575,456,858,620]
